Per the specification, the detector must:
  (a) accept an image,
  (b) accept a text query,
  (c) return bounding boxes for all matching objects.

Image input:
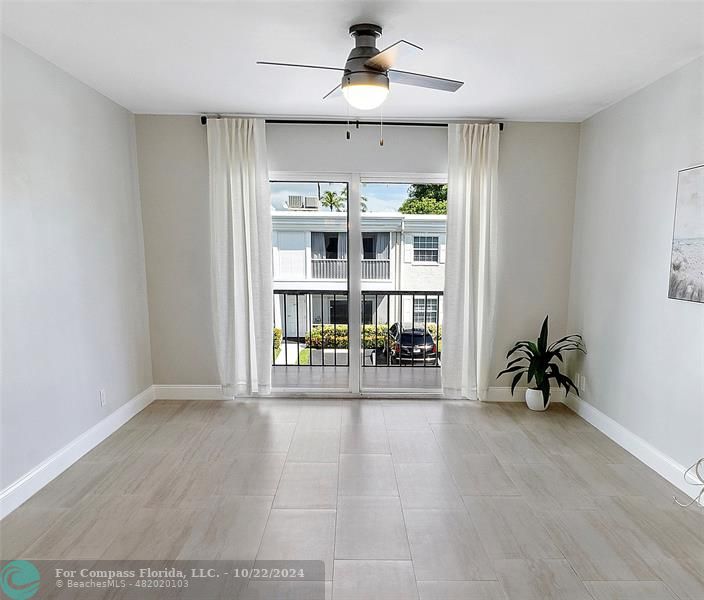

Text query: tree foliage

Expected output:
[398,197,447,214]
[320,191,345,212]
[398,183,448,214]
[408,184,447,201]
[339,187,366,212]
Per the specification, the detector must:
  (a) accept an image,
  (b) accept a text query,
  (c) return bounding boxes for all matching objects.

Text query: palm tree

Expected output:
[337,188,367,212]
[320,191,344,212]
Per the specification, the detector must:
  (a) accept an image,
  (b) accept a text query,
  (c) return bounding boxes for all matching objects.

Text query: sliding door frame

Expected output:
[358,173,447,395]
[270,171,357,395]
[269,170,446,398]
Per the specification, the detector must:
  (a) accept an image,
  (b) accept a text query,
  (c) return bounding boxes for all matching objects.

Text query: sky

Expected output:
[271,182,412,213]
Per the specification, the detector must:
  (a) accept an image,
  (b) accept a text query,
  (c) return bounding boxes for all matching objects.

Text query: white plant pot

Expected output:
[525,388,550,411]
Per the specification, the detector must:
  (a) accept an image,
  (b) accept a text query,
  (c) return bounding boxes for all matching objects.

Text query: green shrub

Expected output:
[305,325,349,349]
[362,324,389,349]
[425,323,442,340]
[304,324,390,349]
[273,327,282,354]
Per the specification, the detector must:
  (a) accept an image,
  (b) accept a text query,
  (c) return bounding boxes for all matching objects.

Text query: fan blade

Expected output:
[388,69,463,92]
[257,61,346,72]
[323,84,342,100]
[364,40,422,72]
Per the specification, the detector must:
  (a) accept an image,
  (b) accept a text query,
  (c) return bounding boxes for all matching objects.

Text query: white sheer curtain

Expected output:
[207,118,272,396]
[442,123,500,400]
[375,233,390,259]
[338,232,348,259]
[311,232,325,259]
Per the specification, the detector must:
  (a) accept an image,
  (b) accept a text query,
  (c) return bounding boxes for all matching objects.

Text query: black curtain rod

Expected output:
[200,116,503,131]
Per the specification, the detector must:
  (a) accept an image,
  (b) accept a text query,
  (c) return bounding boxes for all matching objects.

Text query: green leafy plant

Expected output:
[305,324,349,349]
[305,324,391,349]
[497,316,585,408]
[273,327,282,357]
[398,184,448,214]
[340,187,366,212]
[320,191,345,212]
[408,183,447,201]
[425,323,442,341]
[398,197,447,214]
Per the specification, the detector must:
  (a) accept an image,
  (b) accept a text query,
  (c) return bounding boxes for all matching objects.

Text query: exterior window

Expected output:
[362,233,390,260]
[330,299,348,324]
[362,235,375,259]
[362,299,374,324]
[325,234,339,259]
[414,298,439,324]
[413,236,439,262]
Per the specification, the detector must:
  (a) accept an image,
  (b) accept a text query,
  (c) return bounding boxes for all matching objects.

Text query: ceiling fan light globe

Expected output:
[342,83,389,110]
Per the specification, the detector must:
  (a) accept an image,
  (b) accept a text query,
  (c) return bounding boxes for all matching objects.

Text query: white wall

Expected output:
[400,226,447,292]
[492,122,581,379]
[1,37,152,489]
[267,123,448,174]
[135,116,218,385]
[135,117,580,387]
[568,57,704,469]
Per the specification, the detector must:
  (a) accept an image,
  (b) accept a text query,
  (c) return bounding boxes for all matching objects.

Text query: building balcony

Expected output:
[311,258,390,280]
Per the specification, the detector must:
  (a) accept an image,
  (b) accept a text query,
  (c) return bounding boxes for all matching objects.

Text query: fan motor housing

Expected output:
[349,23,382,46]
[343,23,388,90]
[341,70,389,92]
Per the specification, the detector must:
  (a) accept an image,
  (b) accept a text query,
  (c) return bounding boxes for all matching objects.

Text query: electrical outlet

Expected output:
[98,389,107,408]
[580,375,587,394]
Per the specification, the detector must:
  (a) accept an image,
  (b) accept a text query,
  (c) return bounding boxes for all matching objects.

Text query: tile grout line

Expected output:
[385,404,423,599]
[430,417,507,586]
[331,403,343,597]
[251,406,300,574]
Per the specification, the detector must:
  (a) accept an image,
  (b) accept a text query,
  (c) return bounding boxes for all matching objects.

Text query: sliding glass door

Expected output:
[269,173,445,394]
[358,179,446,393]
[270,177,350,391]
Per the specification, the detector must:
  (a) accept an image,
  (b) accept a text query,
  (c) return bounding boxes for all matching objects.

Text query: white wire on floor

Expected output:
[673,458,704,508]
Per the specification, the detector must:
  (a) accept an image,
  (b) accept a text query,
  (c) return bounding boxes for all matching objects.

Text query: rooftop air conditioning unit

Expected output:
[286,195,320,210]
[287,195,304,209]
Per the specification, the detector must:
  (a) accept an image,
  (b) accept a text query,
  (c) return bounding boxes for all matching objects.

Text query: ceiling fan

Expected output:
[257,23,464,111]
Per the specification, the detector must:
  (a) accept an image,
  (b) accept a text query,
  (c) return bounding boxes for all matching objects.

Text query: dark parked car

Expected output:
[387,324,439,365]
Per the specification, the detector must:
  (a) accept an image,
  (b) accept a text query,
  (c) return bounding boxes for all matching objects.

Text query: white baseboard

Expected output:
[154,384,539,402]
[3,383,696,518]
[486,386,527,402]
[152,384,229,400]
[0,386,155,520]
[563,393,698,503]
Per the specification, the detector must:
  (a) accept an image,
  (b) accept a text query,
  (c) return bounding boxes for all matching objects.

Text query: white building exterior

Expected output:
[272,206,446,337]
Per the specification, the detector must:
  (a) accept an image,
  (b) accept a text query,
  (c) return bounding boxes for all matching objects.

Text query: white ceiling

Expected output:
[2,1,703,121]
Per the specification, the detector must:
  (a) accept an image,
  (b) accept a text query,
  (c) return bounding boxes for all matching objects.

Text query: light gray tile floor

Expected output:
[3,399,703,600]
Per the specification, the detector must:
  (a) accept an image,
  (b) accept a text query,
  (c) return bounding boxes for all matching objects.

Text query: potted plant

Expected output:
[498,316,585,411]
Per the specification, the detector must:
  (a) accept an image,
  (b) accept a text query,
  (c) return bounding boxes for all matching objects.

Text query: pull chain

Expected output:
[346,99,351,140]
[380,105,384,146]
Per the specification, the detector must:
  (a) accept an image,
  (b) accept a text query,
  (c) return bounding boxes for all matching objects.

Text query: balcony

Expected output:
[272,289,442,366]
[272,289,443,391]
[311,259,390,280]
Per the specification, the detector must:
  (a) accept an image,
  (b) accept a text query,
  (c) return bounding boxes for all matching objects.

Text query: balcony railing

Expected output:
[362,259,390,280]
[311,259,390,280]
[311,259,346,279]
[272,289,442,368]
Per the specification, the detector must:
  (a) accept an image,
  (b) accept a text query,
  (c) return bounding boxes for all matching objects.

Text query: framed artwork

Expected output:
[669,164,704,303]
